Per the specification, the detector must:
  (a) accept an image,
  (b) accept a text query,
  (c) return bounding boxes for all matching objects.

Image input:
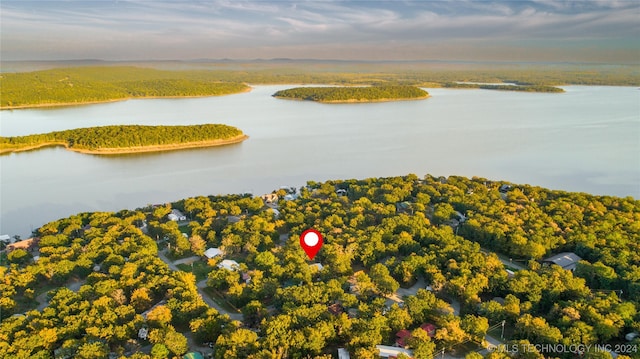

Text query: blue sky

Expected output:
[1,0,638,63]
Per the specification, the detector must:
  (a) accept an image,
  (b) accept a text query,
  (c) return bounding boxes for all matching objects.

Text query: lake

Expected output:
[1,85,638,238]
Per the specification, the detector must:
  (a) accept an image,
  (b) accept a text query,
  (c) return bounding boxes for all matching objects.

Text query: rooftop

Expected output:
[376,345,413,358]
[543,252,582,271]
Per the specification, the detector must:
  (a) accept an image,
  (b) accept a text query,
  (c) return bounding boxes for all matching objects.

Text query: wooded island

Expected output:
[444,82,565,92]
[0,124,247,155]
[272,85,430,103]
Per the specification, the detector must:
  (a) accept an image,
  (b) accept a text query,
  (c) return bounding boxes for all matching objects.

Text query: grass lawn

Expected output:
[178,224,192,234]
[176,261,212,281]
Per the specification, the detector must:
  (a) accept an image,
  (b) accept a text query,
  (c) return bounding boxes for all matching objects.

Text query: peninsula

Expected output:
[272,85,429,103]
[0,124,248,155]
[0,67,250,109]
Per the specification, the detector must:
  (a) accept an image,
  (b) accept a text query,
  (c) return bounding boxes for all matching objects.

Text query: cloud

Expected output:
[1,0,638,62]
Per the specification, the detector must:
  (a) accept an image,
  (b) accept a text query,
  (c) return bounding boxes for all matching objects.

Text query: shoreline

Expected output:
[0,135,248,155]
[273,94,431,103]
[0,86,252,110]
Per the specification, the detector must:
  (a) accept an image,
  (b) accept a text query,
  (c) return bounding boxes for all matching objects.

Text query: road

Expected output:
[35,277,86,311]
[386,277,461,316]
[196,279,243,321]
[480,248,527,271]
[157,249,243,321]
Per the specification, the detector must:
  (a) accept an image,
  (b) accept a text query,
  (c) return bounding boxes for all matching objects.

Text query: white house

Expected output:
[168,209,187,222]
[310,263,324,271]
[337,348,350,359]
[376,345,414,358]
[138,327,148,340]
[0,234,11,243]
[204,248,223,259]
[283,194,298,201]
[218,259,240,271]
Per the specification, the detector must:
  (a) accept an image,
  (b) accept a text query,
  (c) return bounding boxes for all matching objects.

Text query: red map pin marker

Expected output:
[300,228,323,260]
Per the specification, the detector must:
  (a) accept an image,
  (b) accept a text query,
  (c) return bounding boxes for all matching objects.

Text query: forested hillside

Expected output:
[1,174,638,358]
[0,124,246,154]
[272,86,429,102]
[0,67,249,108]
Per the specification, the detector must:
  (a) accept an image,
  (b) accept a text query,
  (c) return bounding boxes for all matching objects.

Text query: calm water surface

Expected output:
[1,85,638,237]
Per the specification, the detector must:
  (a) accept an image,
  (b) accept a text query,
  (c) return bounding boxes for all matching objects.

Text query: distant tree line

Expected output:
[443,83,565,92]
[0,66,249,108]
[0,124,244,152]
[272,86,429,102]
[2,65,638,108]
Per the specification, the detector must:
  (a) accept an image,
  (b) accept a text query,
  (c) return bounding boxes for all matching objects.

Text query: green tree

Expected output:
[369,263,399,295]
[164,330,188,356]
[151,343,170,359]
[146,305,172,328]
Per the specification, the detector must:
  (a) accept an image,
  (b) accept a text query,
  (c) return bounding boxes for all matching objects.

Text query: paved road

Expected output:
[36,277,86,311]
[477,333,504,356]
[157,249,243,321]
[480,249,527,271]
[386,277,461,316]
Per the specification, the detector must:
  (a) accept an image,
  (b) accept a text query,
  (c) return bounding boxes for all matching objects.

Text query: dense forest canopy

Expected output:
[0,124,245,154]
[1,173,638,358]
[2,62,638,108]
[272,86,429,102]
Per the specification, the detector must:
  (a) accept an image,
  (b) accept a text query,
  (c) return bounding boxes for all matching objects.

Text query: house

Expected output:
[0,234,11,243]
[242,272,252,284]
[491,297,506,305]
[396,202,413,214]
[336,189,347,196]
[396,324,437,347]
[499,184,513,193]
[347,308,358,318]
[376,345,413,358]
[204,248,223,259]
[168,209,187,222]
[395,329,412,347]
[227,215,241,223]
[260,193,279,204]
[420,323,436,337]
[454,211,467,223]
[543,252,582,271]
[328,303,344,316]
[218,259,240,271]
[6,238,38,252]
[137,327,148,340]
[337,348,350,359]
[283,194,298,201]
[309,263,324,271]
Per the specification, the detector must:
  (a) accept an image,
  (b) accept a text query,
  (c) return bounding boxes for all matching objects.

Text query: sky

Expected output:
[1,0,639,63]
